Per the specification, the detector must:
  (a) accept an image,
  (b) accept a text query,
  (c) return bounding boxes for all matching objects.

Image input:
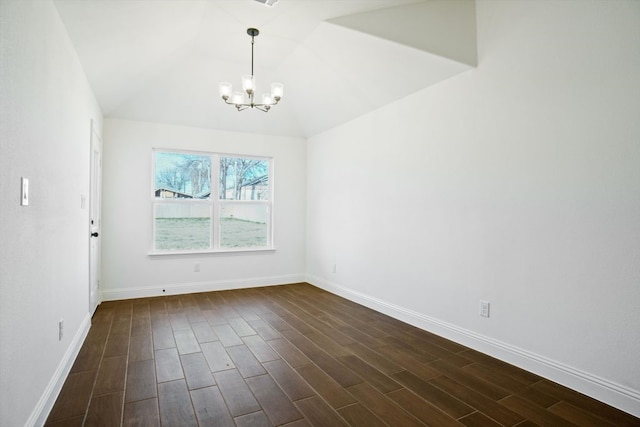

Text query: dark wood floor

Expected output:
[46,283,639,426]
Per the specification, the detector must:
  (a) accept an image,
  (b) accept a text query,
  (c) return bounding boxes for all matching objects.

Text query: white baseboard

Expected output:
[306,274,640,418]
[101,274,306,301]
[27,313,91,427]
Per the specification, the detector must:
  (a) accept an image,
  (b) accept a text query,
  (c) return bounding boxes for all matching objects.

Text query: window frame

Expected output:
[150,148,274,255]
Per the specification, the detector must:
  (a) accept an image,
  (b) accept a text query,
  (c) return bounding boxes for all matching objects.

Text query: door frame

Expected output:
[89,119,102,316]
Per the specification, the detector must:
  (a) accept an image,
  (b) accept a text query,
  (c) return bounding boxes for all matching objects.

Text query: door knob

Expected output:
[91,232,99,237]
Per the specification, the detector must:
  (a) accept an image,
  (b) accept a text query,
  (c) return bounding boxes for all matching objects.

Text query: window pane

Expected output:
[219,157,269,200]
[154,204,211,250]
[155,152,211,199]
[220,204,268,248]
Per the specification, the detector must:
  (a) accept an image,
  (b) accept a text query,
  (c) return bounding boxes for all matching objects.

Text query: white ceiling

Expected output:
[53,0,477,138]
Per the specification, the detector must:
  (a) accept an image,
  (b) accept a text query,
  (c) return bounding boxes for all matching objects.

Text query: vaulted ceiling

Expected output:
[53,0,477,138]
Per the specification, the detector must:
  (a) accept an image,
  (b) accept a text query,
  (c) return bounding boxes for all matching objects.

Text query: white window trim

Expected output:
[150,148,274,255]
[148,247,276,256]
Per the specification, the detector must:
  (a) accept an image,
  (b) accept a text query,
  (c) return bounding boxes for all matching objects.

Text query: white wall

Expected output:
[306,0,640,416]
[0,1,103,425]
[101,119,306,299]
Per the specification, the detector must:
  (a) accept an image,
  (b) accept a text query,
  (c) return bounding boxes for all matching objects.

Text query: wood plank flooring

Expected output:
[45,283,639,426]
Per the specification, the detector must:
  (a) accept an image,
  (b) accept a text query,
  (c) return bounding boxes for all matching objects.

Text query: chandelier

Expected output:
[219,28,283,112]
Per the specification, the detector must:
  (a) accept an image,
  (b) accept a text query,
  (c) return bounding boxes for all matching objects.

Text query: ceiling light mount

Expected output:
[219,28,283,112]
[254,0,279,7]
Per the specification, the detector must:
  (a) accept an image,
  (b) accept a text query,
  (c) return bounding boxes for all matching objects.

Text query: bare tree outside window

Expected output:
[219,157,268,200]
[155,152,211,198]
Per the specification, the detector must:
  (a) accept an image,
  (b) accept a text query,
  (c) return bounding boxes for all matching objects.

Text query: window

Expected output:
[152,150,272,253]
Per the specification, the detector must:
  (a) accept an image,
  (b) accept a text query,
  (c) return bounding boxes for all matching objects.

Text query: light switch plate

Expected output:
[21,177,29,206]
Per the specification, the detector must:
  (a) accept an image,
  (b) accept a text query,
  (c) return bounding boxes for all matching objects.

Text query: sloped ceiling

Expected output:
[53,0,477,138]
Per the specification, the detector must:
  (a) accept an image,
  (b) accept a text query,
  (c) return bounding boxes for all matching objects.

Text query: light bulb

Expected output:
[271,83,283,101]
[231,91,244,105]
[242,75,255,94]
[262,93,273,105]
[219,82,232,100]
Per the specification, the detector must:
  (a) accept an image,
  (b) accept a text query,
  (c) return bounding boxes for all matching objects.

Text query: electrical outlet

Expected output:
[58,319,64,341]
[479,301,490,318]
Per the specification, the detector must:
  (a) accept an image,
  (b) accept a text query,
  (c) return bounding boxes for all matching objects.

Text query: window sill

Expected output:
[148,247,276,257]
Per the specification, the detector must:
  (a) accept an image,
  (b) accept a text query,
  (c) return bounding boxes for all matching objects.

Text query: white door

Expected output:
[89,120,102,316]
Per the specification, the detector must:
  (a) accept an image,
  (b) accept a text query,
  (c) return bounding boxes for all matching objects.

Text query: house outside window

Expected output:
[152,150,272,253]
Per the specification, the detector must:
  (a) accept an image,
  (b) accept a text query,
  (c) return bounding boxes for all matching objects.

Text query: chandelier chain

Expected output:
[251,35,255,77]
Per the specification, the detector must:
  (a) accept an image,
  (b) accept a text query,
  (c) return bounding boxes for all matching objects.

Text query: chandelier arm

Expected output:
[223,98,251,110]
